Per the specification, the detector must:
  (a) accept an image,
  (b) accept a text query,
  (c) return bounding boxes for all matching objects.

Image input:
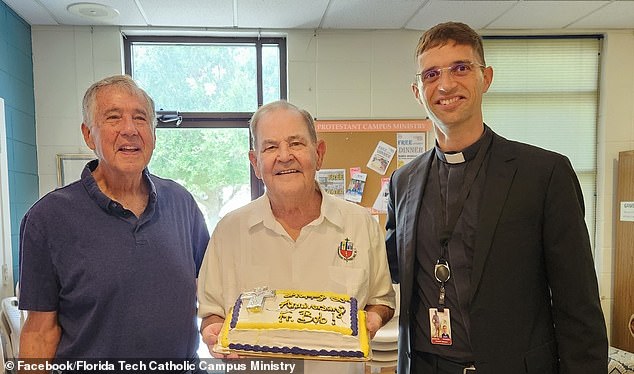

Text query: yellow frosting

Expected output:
[358,310,369,357]
[235,321,353,335]
[224,289,368,357]
[220,307,232,348]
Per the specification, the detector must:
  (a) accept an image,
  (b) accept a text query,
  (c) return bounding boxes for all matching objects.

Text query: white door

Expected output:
[0,98,14,299]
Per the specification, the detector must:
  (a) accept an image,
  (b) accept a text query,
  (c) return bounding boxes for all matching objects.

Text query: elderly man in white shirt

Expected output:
[197,100,395,374]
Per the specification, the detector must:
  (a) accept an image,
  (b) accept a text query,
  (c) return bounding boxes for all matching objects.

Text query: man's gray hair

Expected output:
[82,75,156,129]
[249,100,317,150]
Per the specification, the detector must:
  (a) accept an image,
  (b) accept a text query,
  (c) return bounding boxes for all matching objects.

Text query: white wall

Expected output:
[31,26,634,341]
[595,30,634,340]
[32,26,122,192]
[288,30,422,119]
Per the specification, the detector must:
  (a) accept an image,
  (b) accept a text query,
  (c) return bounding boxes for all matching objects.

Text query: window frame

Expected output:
[123,35,287,199]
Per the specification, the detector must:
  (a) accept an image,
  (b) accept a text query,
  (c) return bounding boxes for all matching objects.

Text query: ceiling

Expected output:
[4,0,634,31]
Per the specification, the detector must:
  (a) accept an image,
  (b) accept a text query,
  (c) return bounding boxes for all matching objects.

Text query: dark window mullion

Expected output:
[279,38,288,100]
[251,39,266,199]
[256,38,264,107]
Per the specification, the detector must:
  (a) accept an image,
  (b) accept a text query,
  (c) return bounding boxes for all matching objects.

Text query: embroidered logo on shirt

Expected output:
[338,238,357,261]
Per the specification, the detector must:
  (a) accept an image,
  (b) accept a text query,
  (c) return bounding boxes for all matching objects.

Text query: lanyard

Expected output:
[433,134,492,310]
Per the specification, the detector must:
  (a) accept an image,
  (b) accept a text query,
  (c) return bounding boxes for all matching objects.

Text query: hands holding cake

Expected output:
[200,317,239,359]
[364,305,391,339]
[197,101,396,372]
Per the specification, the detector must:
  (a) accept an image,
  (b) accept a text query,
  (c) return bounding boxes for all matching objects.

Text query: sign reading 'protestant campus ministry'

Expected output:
[315,119,431,133]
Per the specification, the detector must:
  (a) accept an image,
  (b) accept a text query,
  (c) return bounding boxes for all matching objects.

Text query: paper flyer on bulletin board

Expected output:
[344,172,367,203]
[372,177,391,214]
[367,141,396,175]
[397,132,426,167]
[316,169,346,198]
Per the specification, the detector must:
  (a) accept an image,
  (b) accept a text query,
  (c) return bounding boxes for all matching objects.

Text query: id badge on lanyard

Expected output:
[430,247,452,345]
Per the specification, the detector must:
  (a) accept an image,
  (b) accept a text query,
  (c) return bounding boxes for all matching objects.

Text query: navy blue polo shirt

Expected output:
[19,160,210,359]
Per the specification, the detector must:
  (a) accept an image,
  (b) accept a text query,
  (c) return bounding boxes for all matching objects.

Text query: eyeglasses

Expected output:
[415,61,485,86]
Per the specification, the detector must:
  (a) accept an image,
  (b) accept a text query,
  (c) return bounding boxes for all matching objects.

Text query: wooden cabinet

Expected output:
[614,150,634,351]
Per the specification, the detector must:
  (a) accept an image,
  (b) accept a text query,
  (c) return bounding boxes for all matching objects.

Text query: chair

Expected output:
[0,297,22,363]
[368,283,400,373]
[1,283,26,372]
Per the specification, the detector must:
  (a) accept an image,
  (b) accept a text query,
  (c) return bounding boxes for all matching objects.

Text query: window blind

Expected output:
[482,36,602,245]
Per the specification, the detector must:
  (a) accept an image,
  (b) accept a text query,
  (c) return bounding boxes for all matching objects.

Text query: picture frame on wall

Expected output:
[56,153,95,187]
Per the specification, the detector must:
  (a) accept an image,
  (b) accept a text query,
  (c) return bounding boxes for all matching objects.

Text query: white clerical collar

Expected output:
[444,152,466,164]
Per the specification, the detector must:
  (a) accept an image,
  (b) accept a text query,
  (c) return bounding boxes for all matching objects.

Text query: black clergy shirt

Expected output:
[411,126,493,362]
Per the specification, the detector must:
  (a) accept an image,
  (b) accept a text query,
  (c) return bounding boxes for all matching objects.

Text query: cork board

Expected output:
[316,119,432,228]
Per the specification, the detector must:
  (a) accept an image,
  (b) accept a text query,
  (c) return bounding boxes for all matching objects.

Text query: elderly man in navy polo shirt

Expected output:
[18,75,209,370]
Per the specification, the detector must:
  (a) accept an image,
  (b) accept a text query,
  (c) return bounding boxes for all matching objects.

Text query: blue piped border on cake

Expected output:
[228,343,364,358]
[230,297,243,328]
[350,297,358,336]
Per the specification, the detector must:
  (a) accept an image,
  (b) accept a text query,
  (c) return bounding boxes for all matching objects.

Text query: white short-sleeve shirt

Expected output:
[198,187,395,374]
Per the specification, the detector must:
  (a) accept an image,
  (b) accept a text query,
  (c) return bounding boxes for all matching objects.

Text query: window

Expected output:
[124,36,286,230]
[482,36,601,248]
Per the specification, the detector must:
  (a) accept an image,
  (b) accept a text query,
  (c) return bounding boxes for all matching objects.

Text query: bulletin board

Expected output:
[316,119,432,227]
